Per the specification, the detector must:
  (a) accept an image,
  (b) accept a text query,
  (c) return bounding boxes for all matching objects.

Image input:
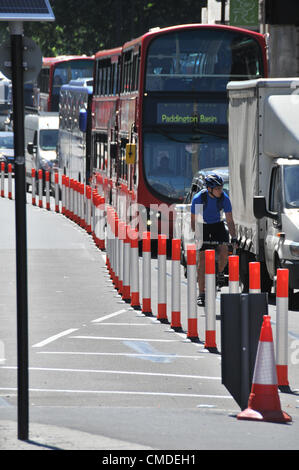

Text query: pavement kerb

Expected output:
[0,420,155,450]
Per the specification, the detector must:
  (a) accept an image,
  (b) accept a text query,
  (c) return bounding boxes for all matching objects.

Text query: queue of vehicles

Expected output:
[2,25,299,303]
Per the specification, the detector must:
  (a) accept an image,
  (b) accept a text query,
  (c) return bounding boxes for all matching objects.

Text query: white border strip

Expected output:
[91,309,127,323]
[32,328,78,348]
[0,387,232,399]
[1,366,220,380]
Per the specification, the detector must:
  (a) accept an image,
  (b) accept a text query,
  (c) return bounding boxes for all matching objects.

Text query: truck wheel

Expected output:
[260,261,273,294]
[180,250,187,278]
[239,250,250,293]
[289,288,295,310]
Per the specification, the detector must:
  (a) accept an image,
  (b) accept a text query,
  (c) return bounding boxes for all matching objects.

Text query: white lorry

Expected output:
[227,78,299,305]
[25,112,59,190]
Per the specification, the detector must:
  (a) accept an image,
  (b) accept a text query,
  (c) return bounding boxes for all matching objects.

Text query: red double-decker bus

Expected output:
[35,55,94,112]
[90,24,267,236]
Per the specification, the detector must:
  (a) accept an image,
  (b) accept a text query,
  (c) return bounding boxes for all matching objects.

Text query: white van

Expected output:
[25,112,59,190]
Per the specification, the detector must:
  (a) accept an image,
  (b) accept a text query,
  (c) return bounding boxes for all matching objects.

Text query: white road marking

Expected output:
[0,387,232,399]
[70,336,182,342]
[1,366,220,380]
[36,351,203,359]
[32,328,78,348]
[92,323,154,326]
[91,309,127,323]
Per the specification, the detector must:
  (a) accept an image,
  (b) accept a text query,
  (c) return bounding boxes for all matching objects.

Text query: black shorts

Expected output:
[200,221,229,251]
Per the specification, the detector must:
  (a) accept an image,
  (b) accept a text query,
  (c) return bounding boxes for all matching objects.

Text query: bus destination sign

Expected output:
[157,102,228,126]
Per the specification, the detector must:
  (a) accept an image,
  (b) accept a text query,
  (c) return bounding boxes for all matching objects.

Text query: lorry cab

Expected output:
[255,158,299,291]
[25,112,59,190]
[228,77,299,305]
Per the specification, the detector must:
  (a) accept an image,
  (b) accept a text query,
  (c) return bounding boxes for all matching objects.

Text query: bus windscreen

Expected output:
[145,29,264,92]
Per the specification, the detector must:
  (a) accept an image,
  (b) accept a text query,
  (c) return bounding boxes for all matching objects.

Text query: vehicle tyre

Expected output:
[260,260,273,294]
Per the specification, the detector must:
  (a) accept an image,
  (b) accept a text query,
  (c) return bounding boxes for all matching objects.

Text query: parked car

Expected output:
[0,131,14,172]
[174,167,229,276]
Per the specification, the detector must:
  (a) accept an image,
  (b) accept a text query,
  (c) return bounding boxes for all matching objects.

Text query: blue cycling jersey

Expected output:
[191,189,232,224]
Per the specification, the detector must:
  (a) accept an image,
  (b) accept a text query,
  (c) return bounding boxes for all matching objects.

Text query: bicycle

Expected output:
[195,239,237,306]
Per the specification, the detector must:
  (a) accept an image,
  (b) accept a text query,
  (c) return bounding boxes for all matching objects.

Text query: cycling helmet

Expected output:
[204,173,224,188]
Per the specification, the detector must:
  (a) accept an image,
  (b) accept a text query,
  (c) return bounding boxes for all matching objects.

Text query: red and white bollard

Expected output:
[142,231,152,316]
[157,234,168,323]
[249,262,261,293]
[86,185,92,233]
[65,176,70,218]
[118,220,125,296]
[1,162,5,197]
[31,168,36,205]
[105,207,111,274]
[80,183,85,228]
[229,255,239,293]
[205,250,217,349]
[187,244,198,341]
[130,227,141,309]
[276,268,290,388]
[69,179,74,220]
[54,172,59,213]
[38,169,43,208]
[122,224,131,302]
[61,174,66,215]
[45,171,50,210]
[113,215,119,290]
[171,239,182,332]
[8,163,12,199]
[98,196,105,250]
[76,181,80,224]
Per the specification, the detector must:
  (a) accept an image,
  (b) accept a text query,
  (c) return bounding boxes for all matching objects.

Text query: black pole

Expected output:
[10,28,29,441]
[221,0,226,24]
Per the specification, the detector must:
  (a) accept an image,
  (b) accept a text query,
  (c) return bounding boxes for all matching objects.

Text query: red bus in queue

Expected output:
[90,24,267,237]
[36,55,94,112]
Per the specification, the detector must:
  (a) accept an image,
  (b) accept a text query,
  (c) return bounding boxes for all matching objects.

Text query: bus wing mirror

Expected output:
[253,196,278,221]
[79,108,87,133]
[126,143,136,164]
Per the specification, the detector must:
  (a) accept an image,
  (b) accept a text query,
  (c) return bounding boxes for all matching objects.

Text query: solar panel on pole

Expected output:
[0,0,54,21]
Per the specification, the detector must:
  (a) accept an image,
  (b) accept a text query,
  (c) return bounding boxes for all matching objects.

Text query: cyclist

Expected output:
[190,173,237,306]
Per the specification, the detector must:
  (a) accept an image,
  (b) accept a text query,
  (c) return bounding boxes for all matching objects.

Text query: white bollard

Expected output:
[45,171,50,210]
[55,172,59,213]
[276,269,290,388]
[171,239,182,332]
[122,223,131,302]
[61,174,66,215]
[187,244,198,341]
[38,169,43,208]
[157,234,168,323]
[130,227,140,309]
[204,250,217,349]
[86,185,92,233]
[118,220,125,296]
[1,162,5,197]
[8,163,12,199]
[31,168,36,205]
[142,231,152,316]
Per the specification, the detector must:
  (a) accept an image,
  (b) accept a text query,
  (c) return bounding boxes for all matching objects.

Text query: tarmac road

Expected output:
[0,190,299,452]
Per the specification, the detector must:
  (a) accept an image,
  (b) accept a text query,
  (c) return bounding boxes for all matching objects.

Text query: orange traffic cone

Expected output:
[237,315,292,423]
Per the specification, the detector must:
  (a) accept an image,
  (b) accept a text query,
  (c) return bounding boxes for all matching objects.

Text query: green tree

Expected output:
[22,0,206,57]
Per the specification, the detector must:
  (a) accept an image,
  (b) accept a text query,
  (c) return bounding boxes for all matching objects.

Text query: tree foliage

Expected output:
[21,0,206,57]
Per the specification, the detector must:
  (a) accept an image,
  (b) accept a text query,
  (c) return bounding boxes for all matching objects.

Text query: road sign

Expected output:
[0,36,42,82]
